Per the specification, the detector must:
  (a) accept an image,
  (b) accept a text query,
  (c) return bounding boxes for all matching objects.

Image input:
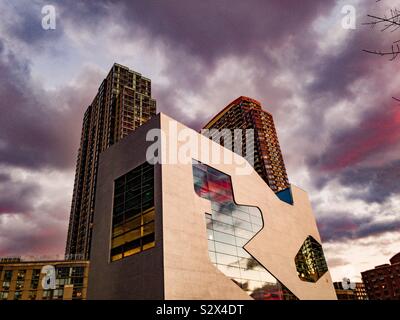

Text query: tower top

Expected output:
[203,96,263,129]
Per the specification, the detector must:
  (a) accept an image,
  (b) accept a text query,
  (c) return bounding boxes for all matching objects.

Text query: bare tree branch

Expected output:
[363,11,400,31]
[363,7,400,60]
[363,42,400,61]
[363,3,400,102]
[393,97,400,102]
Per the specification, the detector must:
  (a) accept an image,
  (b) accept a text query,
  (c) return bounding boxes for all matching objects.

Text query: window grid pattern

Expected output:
[295,235,328,283]
[193,160,297,300]
[30,269,40,290]
[110,162,155,262]
[42,266,86,300]
[2,270,12,291]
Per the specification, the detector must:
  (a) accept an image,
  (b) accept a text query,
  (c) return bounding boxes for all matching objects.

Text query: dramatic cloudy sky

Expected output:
[0,0,399,282]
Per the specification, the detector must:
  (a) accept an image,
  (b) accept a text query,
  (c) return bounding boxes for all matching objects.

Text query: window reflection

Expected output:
[111,162,155,262]
[295,236,328,283]
[193,160,297,300]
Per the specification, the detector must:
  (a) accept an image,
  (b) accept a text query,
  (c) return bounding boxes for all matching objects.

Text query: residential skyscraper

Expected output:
[65,63,156,260]
[203,96,290,194]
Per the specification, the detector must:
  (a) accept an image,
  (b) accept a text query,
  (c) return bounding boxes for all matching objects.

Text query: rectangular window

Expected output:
[15,270,26,290]
[0,291,9,300]
[31,269,41,289]
[3,270,13,282]
[42,290,53,300]
[72,287,83,299]
[111,162,155,262]
[14,291,22,300]
[2,270,13,290]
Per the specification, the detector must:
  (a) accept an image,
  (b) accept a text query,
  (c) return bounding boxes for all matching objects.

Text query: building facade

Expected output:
[333,282,368,300]
[65,63,156,260]
[203,96,290,194]
[87,113,336,300]
[0,258,89,300]
[361,252,400,300]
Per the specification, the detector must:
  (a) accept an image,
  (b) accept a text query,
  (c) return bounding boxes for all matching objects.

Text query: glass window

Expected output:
[213,230,236,246]
[2,281,10,290]
[71,266,84,277]
[0,291,9,300]
[15,270,26,291]
[3,270,13,282]
[111,162,156,261]
[216,252,240,267]
[56,267,71,278]
[53,289,64,300]
[295,236,328,283]
[42,290,53,300]
[14,291,22,300]
[192,160,298,300]
[72,288,83,299]
[32,269,41,280]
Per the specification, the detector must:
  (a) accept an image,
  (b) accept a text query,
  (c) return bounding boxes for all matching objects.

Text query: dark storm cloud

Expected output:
[307,33,374,99]
[58,0,335,128]
[0,216,67,256]
[0,46,69,169]
[61,0,333,63]
[0,173,40,215]
[0,38,103,170]
[309,99,400,203]
[3,0,63,46]
[0,173,9,182]
[310,103,400,172]
[338,160,400,204]
[317,212,400,243]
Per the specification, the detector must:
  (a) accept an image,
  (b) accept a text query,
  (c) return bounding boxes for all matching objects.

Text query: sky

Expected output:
[0,0,399,282]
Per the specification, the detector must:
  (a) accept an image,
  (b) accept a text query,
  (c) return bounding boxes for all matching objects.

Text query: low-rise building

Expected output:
[0,258,89,300]
[333,281,368,300]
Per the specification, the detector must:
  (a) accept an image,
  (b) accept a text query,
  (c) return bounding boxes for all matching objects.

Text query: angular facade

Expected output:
[88,113,336,300]
[203,96,290,193]
[65,63,156,260]
[0,259,89,300]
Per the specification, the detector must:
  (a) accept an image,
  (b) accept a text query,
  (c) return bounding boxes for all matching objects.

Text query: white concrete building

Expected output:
[88,113,336,300]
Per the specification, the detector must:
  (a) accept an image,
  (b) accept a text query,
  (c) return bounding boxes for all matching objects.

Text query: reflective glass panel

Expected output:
[295,235,328,283]
[110,162,155,261]
[192,160,297,300]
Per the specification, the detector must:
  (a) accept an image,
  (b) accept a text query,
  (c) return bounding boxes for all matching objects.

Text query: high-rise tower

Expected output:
[203,96,290,193]
[65,63,156,259]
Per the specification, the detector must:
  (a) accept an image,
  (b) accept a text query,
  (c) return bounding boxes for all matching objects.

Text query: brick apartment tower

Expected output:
[65,63,156,260]
[361,252,400,300]
[203,96,290,193]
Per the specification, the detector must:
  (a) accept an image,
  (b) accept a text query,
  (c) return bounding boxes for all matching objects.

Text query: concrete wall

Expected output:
[87,116,164,300]
[159,114,336,300]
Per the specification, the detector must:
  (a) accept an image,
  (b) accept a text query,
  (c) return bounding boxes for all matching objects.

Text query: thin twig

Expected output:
[363,43,400,60]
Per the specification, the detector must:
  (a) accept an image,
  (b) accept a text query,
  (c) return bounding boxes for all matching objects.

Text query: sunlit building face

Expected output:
[193,160,297,300]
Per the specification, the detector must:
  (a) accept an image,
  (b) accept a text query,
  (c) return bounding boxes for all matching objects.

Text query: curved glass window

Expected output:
[193,160,297,300]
